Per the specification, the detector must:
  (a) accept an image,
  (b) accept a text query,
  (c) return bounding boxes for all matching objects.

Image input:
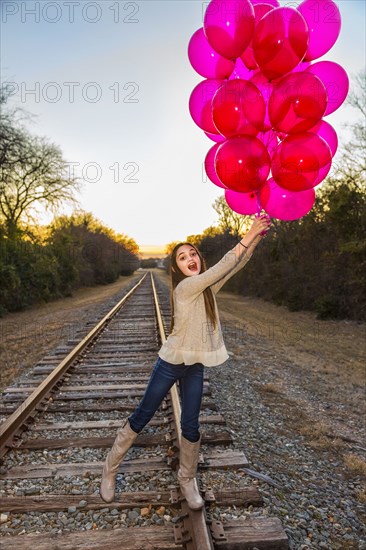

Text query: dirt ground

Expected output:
[1,268,365,452]
[0,273,140,390]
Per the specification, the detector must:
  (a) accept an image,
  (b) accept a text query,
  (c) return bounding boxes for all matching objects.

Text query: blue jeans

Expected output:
[128,357,204,442]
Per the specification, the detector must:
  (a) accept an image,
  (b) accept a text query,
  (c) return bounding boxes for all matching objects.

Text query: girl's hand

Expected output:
[249,213,272,238]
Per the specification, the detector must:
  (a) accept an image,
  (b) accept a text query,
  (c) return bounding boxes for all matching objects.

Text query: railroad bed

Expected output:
[0,271,289,549]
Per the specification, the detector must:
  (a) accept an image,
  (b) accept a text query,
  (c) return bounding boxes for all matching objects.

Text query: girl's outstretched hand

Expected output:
[248,213,272,238]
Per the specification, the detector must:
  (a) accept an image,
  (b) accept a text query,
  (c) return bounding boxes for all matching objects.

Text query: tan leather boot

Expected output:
[100,419,138,503]
[177,434,205,510]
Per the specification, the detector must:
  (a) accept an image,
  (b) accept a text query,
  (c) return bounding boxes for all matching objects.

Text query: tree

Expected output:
[0,85,35,169]
[47,210,139,255]
[0,90,80,238]
[212,195,250,236]
[333,69,365,191]
[46,211,140,286]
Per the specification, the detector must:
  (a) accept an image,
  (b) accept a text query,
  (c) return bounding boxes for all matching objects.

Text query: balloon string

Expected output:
[256,191,269,237]
[256,191,261,216]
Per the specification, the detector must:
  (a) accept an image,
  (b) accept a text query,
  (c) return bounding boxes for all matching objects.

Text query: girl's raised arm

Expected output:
[176,214,271,301]
[210,234,262,295]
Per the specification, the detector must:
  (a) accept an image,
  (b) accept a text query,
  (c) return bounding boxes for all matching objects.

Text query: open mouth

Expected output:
[188,263,198,271]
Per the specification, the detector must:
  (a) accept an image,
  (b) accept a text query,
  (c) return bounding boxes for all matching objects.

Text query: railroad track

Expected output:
[0,271,289,549]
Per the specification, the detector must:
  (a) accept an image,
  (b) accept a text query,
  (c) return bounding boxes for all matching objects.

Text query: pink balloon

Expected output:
[212,79,266,138]
[249,71,273,130]
[259,177,316,220]
[309,120,338,157]
[290,61,311,73]
[188,28,235,79]
[205,143,227,188]
[268,72,327,134]
[215,136,271,192]
[241,3,275,70]
[271,132,332,191]
[313,124,340,186]
[189,79,224,134]
[225,188,259,215]
[305,61,349,116]
[252,7,309,81]
[298,0,341,61]
[205,131,226,143]
[251,0,279,6]
[229,57,254,81]
[203,0,255,60]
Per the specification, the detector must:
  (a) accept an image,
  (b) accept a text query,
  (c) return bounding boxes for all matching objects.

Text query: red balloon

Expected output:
[215,136,271,192]
[203,0,255,60]
[205,143,227,188]
[189,79,224,134]
[253,7,309,81]
[241,3,275,70]
[272,132,332,191]
[313,161,332,187]
[268,72,327,134]
[212,79,266,138]
[188,28,235,79]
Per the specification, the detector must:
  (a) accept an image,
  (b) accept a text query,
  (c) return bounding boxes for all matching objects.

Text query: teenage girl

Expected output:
[100,213,272,508]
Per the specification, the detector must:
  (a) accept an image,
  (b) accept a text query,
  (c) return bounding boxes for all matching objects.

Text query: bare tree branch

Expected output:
[212,195,250,236]
[0,92,81,237]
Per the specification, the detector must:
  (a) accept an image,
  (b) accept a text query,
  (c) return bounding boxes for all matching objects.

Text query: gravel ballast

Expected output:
[205,326,366,550]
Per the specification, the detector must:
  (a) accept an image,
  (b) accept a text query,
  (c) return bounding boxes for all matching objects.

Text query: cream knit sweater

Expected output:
[158,241,254,367]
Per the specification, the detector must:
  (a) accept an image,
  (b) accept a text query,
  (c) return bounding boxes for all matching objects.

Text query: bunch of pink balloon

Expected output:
[188,0,348,221]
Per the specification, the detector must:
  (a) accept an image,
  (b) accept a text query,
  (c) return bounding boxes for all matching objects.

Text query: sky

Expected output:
[1,0,365,255]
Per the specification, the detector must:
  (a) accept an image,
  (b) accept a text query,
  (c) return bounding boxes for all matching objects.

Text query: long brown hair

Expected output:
[168,242,218,334]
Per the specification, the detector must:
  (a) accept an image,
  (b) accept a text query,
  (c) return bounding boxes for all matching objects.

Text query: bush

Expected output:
[0,213,140,314]
[314,295,341,320]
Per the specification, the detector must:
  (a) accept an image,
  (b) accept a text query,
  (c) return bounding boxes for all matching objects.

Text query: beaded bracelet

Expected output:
[239,241,249,249]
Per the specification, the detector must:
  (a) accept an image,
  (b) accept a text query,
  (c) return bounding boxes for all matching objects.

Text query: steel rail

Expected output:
[0,273,148,455]
[150,272,214,550]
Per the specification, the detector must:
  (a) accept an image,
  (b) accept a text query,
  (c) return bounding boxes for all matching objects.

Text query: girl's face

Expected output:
[175,244,201,277]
